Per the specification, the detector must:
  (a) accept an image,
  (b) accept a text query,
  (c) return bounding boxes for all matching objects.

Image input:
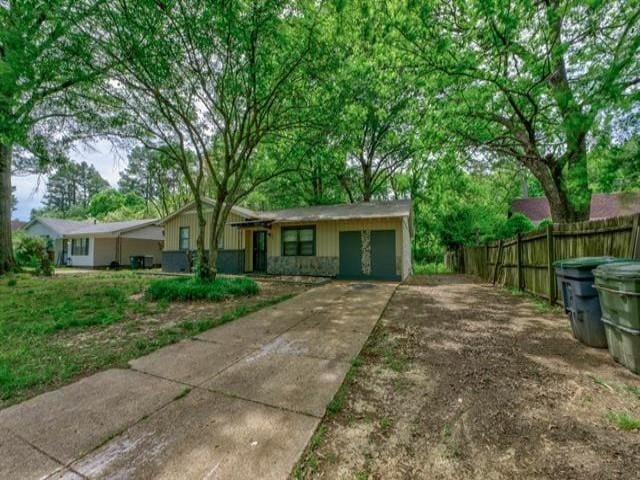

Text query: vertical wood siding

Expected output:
[164,210,245,250]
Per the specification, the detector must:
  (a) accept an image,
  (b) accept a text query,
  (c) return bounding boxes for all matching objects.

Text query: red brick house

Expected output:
[512,192,640,223]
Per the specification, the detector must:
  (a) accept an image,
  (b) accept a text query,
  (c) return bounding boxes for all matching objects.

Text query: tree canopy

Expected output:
[5,0,640,274]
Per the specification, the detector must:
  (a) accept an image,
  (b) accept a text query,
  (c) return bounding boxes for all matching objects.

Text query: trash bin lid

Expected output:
[553,256,624,269]
[594,261,640,280]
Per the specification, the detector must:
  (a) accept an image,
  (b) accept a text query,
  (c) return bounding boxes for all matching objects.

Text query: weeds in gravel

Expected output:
[379,417,392,431]
[384,349,408,372]
[327,358,362,414]
[608,411,640,431]
[504,287,559,314]
[175,387,192,400]
[626,385,640,400]
[588,374,615,391]
[292,425,326,478]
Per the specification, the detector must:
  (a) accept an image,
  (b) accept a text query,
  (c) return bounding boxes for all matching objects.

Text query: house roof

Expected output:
[65,219,160,236]
[512,192,640,222]
[24,217,92,235]
[24,217,161,237]
[590,192,640,219]
[159,199,259,224]
[511,197,551,222]
[259,199,412,223]
[11,220,26,231]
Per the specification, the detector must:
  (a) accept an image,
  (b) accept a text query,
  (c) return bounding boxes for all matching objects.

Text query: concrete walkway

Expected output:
[0,281,396,480]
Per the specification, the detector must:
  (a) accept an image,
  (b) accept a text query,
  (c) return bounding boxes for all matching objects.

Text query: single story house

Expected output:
[22,217,164,268]
[511,192,640,223]
[161,199,413,280]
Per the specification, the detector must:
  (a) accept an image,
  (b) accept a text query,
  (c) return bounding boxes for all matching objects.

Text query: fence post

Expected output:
[547,224,556,305]
[484,244,489,279]
[492,240,503,285]
[516,233,522,291]
[631,214,640,259]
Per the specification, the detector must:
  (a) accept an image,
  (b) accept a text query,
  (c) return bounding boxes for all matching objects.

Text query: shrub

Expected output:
[13,233,54,276]
[486,213,535,241]
[145,276,259,302]
[538,218,553,229]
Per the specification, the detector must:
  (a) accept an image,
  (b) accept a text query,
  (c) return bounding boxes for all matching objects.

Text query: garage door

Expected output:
[339,230,397,280]
[371,230,396,279]
[339,231,362,278]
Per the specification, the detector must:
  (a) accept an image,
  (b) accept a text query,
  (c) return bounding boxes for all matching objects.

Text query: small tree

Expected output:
[95,0,321,280]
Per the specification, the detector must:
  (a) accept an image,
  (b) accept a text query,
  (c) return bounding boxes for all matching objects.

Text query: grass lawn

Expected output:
[0,271,299,408]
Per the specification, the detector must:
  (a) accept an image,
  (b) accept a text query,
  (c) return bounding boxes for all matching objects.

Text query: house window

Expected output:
[282,226,315,256]
[71,238,89,256]
[179,227,190,250]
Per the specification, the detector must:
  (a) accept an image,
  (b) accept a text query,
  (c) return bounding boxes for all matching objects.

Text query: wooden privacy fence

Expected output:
[459,214,640,304]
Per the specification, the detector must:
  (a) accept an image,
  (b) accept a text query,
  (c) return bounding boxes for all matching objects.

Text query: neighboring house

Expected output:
[11,220,26,231]
[22,218,92,265]
[161,198,413,280]
[511,192,640,223]
[22,217,164,267]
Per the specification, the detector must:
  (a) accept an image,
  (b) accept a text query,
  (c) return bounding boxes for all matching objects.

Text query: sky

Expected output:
[11,140,129,220]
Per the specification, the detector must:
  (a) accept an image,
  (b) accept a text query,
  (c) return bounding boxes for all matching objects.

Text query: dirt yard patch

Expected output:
[295,275,640,480]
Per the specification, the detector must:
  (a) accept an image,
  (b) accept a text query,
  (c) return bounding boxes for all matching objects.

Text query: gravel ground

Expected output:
[295,274,640,480]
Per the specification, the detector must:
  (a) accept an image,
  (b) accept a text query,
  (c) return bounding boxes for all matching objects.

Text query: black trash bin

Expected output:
[554,256,627,348]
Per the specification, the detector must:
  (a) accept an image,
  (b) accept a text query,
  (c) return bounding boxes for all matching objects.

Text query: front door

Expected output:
[252,231,267,272]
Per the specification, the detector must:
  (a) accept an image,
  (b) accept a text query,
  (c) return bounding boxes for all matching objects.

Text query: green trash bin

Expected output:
[129,255,143,270]
[594,262,640,374]
[553,256,625,348]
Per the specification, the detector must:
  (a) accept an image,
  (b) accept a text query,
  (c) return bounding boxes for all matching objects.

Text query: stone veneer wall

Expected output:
[267,256,339,277]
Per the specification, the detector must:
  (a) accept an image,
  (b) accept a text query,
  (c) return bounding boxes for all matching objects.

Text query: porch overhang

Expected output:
[230,219,274,229]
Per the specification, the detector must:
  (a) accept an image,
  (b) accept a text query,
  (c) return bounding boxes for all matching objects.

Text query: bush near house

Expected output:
[145,276,259,302]
[13,232,54,276]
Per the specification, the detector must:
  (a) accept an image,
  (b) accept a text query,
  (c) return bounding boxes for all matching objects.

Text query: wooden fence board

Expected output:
[457,214,640,304]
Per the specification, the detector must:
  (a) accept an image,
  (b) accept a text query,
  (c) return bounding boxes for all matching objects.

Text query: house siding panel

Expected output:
[164,210,245,251]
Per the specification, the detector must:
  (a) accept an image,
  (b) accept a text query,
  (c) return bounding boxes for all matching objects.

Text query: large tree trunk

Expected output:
[193,198,210,281]
[362,161,373,202]
[0,143,16,275]
[207,221,220,282]
[521,154,590,223]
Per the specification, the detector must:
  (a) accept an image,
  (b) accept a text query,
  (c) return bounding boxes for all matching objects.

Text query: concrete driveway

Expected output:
[0,281,396,480]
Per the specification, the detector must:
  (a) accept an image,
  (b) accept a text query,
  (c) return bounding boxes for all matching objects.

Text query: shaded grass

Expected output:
[413,262,451,275]
[0,271,291,407]
[504,286,560,314]
[145,276,258,301]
